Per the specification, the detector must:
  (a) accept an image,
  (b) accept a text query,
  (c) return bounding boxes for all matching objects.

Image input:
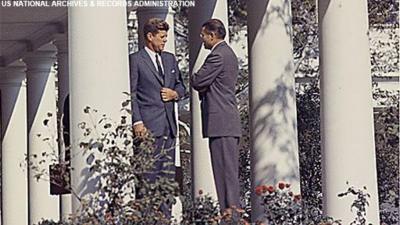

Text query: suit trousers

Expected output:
[209,136,240,211]
[145,133,176,221]
[146,134,176,183]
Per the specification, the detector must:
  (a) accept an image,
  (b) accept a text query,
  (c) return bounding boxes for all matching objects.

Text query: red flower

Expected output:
[288,191,293,196]
[285,183,291,188]
[278,182,285,190]
[198,189,203,195]
[267,185,275,193]
[262,185,268,193]
[255,186,264,195]
[294,194,301,202]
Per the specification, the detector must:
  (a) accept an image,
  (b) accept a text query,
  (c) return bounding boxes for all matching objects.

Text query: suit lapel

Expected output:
[161,53,170,87]
[140,49,164,86]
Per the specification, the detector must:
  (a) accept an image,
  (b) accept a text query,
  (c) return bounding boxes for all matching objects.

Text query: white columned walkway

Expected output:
[247,0,300,221]
[24,50,60,224]
[0,66,29,225]
[318,1,380,224]
[68,0,131,212]
[188,0,229,200]
[54,34,72,220]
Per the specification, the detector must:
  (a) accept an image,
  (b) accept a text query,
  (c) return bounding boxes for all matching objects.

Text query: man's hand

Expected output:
[161,87,178,102]
[133,123,148,137]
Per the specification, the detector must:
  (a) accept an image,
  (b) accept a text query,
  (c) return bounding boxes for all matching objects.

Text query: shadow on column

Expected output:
[248,0,293,50]
[1,87,21,141]
[251,62,299,185]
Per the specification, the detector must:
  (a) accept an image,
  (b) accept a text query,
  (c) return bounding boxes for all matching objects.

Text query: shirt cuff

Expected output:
[133,121,143,126]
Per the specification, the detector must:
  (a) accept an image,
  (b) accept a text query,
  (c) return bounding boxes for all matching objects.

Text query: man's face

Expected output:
[200,27,213,50]
[148,30,168,53]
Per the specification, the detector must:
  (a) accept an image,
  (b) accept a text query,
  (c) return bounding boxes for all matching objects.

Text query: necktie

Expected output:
[155,54,164,78]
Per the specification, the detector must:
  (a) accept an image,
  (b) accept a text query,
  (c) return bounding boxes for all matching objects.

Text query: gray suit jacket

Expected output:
[191,42,242,138]
[129,49,185,137]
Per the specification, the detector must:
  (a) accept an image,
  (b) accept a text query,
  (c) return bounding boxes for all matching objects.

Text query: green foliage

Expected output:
[181,191,249,225]
[32,102,179,224]
[368,0,399,25]
[181,191,220,224]
[228,0,247,38]
[337,183,373,225]
[255,182,378,225]
[296,82,323,222]
[239,100,251,216]
[255,182,342,225]
[256,182,303,224]
[374,104,399,224]
[370,26,399,78]
[292,0,318,67]
[72,105,180,224]
[36,219,63,225]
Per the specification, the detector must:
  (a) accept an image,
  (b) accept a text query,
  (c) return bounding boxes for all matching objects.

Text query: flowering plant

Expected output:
[255,182,303,224]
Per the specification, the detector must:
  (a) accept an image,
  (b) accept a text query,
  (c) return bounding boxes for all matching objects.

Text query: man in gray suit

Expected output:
[191,19,242,215]
[129,18,185,182]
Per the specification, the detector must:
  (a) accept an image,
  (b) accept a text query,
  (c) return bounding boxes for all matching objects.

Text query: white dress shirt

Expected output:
[145,46,164,74]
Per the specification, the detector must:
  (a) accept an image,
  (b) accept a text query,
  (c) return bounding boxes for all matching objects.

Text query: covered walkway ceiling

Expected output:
[0,6,67,66]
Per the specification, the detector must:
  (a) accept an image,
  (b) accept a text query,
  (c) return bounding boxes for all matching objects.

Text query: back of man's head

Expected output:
[202,19,226,40]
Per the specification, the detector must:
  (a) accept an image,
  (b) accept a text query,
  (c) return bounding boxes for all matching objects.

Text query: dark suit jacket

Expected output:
[191,42,241,138]
[129,49,185,137]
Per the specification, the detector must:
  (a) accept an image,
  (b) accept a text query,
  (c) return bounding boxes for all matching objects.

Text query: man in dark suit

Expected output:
[129,18,185,182]
[191,19,242,215]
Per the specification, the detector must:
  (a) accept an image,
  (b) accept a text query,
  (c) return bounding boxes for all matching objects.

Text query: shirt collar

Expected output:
[145,46,160,59]
[211,40,225,52]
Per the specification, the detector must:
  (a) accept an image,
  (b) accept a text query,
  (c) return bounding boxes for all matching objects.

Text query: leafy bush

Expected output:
[296,82,324,222]
[181,190,220,224]
[255,182,303,224]
[180,189,249,225]
[32,101,179,224]
[374,105,399,224]
[337,183,373,225]
[255,182,381,225]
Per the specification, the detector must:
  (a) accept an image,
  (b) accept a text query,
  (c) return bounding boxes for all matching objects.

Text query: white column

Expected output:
[318,1,380,224]
[0,66,29,225]
[68,1,131,212]
[54,34,72,220]
[24,50,60,224]
[188,0,229,200]
[247,0,300,221]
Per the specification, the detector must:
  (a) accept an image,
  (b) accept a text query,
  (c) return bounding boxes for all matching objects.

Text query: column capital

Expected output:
[53,34,68,55]
[0,66,27,85]
[23,50,57,73]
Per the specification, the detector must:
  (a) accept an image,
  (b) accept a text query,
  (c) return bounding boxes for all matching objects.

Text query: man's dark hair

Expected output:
[202,19,226,39]
[143,18,169,39]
